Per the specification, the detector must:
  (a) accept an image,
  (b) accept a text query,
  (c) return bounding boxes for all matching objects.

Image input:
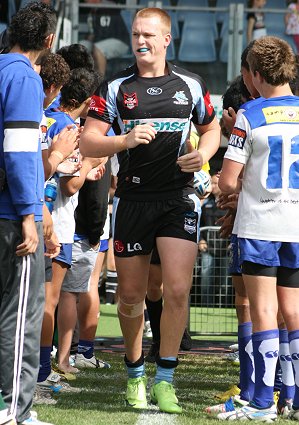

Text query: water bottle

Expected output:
[44,178,57,213]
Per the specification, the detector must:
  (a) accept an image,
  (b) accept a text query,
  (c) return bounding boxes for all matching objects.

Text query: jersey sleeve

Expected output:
[224,110,252,165]
[191,77,216,126]
[88,80,117,124]
[3,74,43,216]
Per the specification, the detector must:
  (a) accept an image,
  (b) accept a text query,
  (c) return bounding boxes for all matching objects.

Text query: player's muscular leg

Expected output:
[147,263,163,301]
[157,237,197,358]
[116,255,151,363]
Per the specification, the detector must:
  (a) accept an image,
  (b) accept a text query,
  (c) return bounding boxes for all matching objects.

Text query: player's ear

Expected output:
[164,32,171,48]
[44,33,55,50]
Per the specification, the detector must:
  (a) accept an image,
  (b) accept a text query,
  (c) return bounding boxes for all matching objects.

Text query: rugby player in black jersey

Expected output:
[80,7,220,414]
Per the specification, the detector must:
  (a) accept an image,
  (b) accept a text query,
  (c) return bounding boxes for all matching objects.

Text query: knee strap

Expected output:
[117,299,144,318]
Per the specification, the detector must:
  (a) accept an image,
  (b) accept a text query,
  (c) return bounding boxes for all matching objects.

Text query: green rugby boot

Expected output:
[150,381,182,414]
[125,376,148,409]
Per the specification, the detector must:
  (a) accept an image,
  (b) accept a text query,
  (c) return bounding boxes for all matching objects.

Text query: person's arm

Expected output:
[218,158,244,194]
[80,117,156,158]
[4,74,43,255]
[42,126,79,180]
[177,116,221,172]
[59,156,104,197]
[247,15,255,43]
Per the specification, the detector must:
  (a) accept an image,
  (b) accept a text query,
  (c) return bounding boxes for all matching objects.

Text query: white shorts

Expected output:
[79,38,129,59]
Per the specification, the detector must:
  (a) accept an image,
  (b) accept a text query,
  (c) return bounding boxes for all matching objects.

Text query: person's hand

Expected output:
[16,214,39,256]
[50,125,79,162]
[90,242,100,251]
[125,124,156,148]
[222,107,237,135]
[177,140,204,172]
[43,204,53,241]
[216,212,235,239]
[86,163,106,181]
[56,159,82,175]
[217,193,239,211]
[198,239,208,252]
[44,232,61,259]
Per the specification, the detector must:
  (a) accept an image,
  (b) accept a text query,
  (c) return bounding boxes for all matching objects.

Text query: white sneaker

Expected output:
[229,343,239,352]
[227,351,240,366]
[20,414,54,425]
[36,371,80,394]
[143,321,153,338]
[205,395,248,415]
[33,387,57,405]
[217,404,277,421]
[0,409,16,425]
[75,353,111,369]
[69,354,76,367]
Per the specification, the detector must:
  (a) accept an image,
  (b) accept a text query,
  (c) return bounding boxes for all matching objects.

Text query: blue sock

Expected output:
[127,363,145,379]
[289,330,299,408]
[278,329,295,402]
[251,329,279,408]
[238,322,254,402]
[155,357,176,384]
[38,346,52,382]
[78,339,94,359]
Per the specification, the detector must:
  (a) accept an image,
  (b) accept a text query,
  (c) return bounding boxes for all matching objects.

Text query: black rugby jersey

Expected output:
[88,62,215,201]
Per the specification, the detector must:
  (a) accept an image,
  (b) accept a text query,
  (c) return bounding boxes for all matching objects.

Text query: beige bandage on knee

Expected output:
[117,299,144,318]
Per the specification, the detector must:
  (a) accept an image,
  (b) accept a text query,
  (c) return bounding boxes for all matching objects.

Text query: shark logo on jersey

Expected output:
[173,91,188,105]
[228,127,246,149]
[123,92,138,110]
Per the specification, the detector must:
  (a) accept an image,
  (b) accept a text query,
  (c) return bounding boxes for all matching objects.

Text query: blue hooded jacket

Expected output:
[0,53,45,221]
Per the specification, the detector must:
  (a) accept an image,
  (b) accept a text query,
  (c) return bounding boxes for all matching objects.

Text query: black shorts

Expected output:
[113,196,199,257]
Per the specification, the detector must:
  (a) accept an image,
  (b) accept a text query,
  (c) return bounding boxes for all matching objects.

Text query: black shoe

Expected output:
[180,328,192,351]
[145,341,160,363]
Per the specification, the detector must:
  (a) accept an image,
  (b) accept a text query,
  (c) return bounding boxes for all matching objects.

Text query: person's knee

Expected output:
[117,298,144,318]
[164,285,189,308]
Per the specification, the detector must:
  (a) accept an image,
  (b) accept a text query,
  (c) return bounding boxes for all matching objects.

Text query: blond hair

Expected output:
[134,8,171,34]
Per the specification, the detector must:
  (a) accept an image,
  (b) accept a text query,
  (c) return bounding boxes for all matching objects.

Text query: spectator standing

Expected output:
[285,0,299,53]
[247,0,267,43]
[79,0,130,75]
[0,2,57,424]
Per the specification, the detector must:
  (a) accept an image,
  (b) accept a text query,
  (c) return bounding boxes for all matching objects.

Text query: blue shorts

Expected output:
[239,238,299,268]
[54,243,73,267]
[228,234,242,275]
[99,239,109,252]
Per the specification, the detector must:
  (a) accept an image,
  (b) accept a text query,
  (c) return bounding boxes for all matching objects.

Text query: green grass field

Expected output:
[97,304,238,339]
[34,353,289,425]
[32,306,289,424]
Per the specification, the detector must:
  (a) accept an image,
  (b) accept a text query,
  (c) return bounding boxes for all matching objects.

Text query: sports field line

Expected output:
[136,409,179,425]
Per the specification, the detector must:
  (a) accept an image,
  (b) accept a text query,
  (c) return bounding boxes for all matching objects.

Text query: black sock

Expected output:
[145,296,163,343]
[106,269,118,303]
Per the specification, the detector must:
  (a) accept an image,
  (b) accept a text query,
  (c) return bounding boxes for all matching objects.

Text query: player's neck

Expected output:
[137,61,168,78]
[59,107,80,121]
[259,83,293,99]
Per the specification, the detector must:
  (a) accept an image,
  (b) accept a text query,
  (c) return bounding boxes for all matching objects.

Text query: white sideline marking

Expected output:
[136,409,179,425]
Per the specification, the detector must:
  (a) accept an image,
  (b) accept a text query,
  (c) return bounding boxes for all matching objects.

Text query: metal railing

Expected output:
[189,226,237,335]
